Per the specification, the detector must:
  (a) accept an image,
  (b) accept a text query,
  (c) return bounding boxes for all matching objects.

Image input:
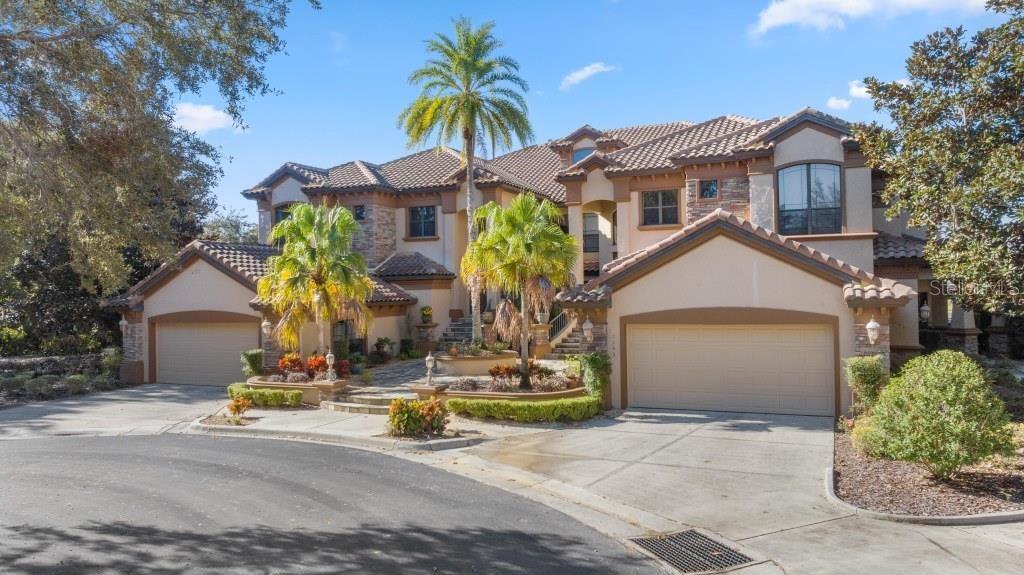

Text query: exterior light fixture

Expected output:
[582,317,594,343]
[261,319,273,338]
[865,317,881,345]
[325,351,336,380]
[425,352,436,385]
[118,318,128,333]
[919,302,931,323]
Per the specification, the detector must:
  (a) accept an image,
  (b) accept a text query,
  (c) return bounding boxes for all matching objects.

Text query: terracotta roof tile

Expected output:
[605,116,762,173]
[874,233,926,260]
[374,252,455,279]
[489,144,567,202]
[843,280,913,306]
[553,284,611,307]
[604,120,695,146]
[367,277,417,304]
[194,241,279,284]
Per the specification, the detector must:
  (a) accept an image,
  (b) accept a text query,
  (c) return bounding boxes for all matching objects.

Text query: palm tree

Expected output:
[461,193,577,389]
[398,17,534,344]
[257,204,373,359]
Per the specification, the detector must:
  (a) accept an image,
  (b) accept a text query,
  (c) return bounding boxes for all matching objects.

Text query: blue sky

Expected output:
[178,0,1001,220]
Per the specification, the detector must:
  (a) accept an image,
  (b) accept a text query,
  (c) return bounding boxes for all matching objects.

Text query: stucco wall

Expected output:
[142,258,260,381]
[269,176,308,207]
[606,235,856,413]
[401,286,452,336]
[774,128,844,167]
[799,238,875,273]
[396,207,446,264]
[844,167,873,233]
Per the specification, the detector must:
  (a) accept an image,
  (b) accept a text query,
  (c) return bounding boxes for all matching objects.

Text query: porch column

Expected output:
[567,204,584,284]
[987,314,1011,358]
[945,302,981,355]
[120,311,145,384]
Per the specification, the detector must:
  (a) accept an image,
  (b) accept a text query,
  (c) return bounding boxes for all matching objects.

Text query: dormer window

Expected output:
[273,204,294,225]
[777,163,841,235]
[572,147,596,164]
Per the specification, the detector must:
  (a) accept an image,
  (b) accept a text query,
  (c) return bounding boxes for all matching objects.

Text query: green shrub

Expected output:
[101,347,122,377]
[90,375,116,391]
[24,376,59,398]
[447,396,602,423]
[0,374,32,394]
[240,349,263,378]
[579,352,611,403]
[226,383,302,408]
[863,350,1014,479]
[845,355,888,413]
[986,367,1020,388]
[63,374,89,395]
[0,326,28,355]
[387,397,447,437]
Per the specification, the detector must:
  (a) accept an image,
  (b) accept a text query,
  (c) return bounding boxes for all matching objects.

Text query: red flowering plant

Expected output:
[306,353,328,376]
[277,352,304,374]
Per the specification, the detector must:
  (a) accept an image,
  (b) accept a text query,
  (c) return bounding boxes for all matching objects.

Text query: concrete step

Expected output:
[321,400,391,415]
[341,392,416,406]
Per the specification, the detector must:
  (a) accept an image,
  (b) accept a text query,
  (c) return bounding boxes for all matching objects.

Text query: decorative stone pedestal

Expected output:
[415,323,438,354]
[529,324,551,359]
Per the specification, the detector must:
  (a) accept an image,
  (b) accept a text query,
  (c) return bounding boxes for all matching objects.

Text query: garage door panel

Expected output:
[627,323,834,416]
[156,322,258,386]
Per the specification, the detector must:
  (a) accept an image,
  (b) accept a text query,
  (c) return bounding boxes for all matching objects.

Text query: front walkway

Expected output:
[457,409,1024,574]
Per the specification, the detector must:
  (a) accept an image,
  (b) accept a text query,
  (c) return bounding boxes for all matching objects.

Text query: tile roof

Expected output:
[604,120,695,147]
[367,277,417,304]
[376,148,463,191]
[489,144,567,202]
[874,233,926,261]
[670,118,786,163]
[553,284,611,307]
[374,252,455,279]
[603,116,763,173]
[574,209,913,307]
[320,160,388,190]
[194,241,279,285]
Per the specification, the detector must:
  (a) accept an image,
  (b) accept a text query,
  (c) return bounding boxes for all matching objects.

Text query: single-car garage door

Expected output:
[156,322,258,386]
[627,324,835,416]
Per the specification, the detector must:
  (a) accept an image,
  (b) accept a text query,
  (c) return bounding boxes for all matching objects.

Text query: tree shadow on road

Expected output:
[1,520,650,574]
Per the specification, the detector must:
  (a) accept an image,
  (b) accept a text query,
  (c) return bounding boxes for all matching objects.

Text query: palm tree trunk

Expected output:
[465,132,484,343]
[519,287,530,389]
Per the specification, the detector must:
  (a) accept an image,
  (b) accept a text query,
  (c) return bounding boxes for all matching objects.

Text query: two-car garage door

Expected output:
[156,322,258,386]
[627,324,835,416]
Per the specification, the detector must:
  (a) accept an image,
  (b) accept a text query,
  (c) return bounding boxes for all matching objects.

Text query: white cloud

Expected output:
[173,102,234,134]
[848,79,870,99]
[827,96,852,110]
[751,0,986,37]
[896,77,912,87]
[560,62,617,91]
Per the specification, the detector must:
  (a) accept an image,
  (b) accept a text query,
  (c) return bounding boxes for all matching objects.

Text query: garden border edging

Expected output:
[188,418,484,452]
[825,466,1024,525]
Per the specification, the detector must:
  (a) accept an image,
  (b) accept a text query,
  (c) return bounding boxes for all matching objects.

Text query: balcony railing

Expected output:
[548,311,570,341]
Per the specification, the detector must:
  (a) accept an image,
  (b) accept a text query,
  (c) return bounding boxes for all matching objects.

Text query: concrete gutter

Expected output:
[189,419,485,452]
[825,466,1024,526]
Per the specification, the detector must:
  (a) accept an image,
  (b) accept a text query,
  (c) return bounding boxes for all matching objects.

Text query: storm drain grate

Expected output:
[629,529,753,574]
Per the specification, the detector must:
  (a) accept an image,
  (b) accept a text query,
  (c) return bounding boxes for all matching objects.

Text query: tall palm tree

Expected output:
[461,193,577,389]
[257,204,373,356]
[398,17,533,343]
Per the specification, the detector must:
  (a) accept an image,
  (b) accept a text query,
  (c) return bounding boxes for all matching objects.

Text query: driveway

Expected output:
[0,384,226,439]
[470,409,1024,574]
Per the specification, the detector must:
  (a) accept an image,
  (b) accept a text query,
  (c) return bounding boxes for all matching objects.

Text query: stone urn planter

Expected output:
[433,350,518,376]
[245,376,348,405]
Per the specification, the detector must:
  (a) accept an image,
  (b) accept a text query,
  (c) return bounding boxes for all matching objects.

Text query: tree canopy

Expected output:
[856,0,1024,313]
[201,208,259,244]
[0,0,312,292]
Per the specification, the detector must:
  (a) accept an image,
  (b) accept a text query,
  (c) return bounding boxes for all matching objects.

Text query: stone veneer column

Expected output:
[119,311,145,384]
[685,176,750,225]
[853,308,892,373]
[987,315,1011,358]
[351,203,396,267]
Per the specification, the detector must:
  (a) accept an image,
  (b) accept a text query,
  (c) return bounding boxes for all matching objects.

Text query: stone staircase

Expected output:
[438,317,474,348]
[322,386,417,415]
[546,327,586,360]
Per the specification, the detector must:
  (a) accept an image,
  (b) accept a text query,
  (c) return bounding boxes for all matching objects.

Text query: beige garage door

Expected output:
[156,322,258,386]
[627,324,835,416]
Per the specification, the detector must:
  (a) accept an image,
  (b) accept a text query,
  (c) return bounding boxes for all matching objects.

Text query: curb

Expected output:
[825,466,1024,526]
[188,419,484,452]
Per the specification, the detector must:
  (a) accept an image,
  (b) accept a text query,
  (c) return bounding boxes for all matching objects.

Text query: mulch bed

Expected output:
[833,429,1024,516]
[201,415,257,427]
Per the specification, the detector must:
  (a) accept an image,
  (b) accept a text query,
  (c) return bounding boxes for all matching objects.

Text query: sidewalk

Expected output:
[190,404,545,452]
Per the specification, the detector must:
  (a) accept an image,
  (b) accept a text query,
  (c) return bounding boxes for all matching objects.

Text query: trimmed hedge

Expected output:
[227,383,302,408]
[446,396,602,423]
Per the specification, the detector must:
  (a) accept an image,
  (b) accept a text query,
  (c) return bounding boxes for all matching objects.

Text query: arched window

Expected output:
[777,163,841,235]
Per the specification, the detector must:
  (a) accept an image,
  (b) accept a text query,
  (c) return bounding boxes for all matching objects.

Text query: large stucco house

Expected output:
[111,107,985,417]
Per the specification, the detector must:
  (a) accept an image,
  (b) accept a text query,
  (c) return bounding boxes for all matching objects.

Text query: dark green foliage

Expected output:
[200,208,259,244]
[844,355,888,413]
[579,352,612,403]
[854,350,1014,479]
[387,398,448,437]
[446,396,602,423]
[63,374,89,395]
[240,349,263,378]
[227,383,302,408]
[855,1,1024,313]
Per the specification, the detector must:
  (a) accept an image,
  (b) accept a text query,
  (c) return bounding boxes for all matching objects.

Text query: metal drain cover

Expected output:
[629,529,753,574]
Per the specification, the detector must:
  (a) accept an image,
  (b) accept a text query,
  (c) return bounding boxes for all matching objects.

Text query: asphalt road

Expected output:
[0,435,656,574]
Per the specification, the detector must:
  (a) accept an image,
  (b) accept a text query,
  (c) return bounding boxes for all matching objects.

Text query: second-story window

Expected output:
[641,190,679,226]
[408,205,437,238]
[700,180,718,200]
[273,204,294,226]
[572,147,596,164]
[778,163,841,235]
[583,213,599,253]
[353,205,366,221]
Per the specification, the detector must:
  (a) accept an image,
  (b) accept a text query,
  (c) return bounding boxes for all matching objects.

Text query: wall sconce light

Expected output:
[118,318,128,333]
[866,317,881,345]
[919,302,931,323]
[261,319,273,338]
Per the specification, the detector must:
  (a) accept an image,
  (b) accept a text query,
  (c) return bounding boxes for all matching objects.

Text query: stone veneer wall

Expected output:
[685,176,750,225]
[352,204,396,267]
[123,321,144,362]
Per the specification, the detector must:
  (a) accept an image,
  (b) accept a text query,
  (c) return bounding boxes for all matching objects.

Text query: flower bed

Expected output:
[243,377,346,405]
[434,350,518,376]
